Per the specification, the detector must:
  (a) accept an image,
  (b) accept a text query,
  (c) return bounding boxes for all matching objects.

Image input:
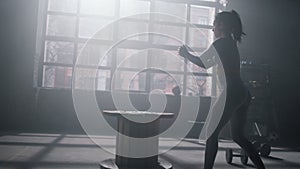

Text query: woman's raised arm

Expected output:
[178,44,217,69]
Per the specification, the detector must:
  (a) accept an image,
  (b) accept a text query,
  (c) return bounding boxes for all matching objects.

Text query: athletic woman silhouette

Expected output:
[178,10,266,169]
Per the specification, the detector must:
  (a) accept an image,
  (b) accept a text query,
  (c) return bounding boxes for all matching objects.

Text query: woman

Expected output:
[178,10,266,169]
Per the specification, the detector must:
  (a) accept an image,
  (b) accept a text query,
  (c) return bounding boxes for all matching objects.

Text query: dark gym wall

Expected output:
[228,0,300,145]
[0,0,300,145]
[0,0,38,130]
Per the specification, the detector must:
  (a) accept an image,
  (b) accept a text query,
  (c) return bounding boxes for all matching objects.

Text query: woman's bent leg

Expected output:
[204,131,219,169]
[203,100,233,169]
[230,96,266,169]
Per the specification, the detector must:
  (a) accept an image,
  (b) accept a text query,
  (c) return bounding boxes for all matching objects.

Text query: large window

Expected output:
[35,0,225,96]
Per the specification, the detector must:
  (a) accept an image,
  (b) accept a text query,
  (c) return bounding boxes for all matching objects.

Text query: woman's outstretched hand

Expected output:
[178,45,190,58]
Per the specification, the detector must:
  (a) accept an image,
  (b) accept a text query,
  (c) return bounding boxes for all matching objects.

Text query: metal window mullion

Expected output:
[45,35,113,45]
[108,41,206,52]
[182,3,191,96]
[192,24,213,29]
[79,13,115,20]
[211,2,220,97]
[144,0,156,93]
[110,0,120,91]
[47,11,77,16]
[155,0,217,7]
[72,0,81,90]
[116,17,149,23]
[38,0,50,87]
[75,65,111,70]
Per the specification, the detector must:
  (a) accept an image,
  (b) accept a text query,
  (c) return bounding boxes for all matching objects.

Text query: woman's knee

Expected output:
[206,133,219,144]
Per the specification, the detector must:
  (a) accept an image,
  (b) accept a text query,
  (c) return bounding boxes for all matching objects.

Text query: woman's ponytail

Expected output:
[230,10,246,43]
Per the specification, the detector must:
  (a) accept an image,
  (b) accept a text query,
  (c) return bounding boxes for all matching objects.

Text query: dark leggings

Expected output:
[203,91,266,169]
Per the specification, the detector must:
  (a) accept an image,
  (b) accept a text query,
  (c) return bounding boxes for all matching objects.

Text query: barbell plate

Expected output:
[260,143,271,157]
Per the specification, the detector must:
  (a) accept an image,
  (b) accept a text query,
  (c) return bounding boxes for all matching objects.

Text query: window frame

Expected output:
[34,0,224,96]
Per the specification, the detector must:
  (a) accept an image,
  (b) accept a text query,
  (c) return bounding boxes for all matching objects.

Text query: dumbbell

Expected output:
[252,141,271,157]
[225,148,248,165]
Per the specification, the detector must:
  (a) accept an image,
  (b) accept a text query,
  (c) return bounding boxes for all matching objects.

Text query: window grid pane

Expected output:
[116,48,147,69]
[80,0,116,16]
[47,15,77,37]
[120,0,151,19]
[39,0,218,96]
[77,43,111,66]
[190,5,215,26]
[78,17,113,40]
[154,1,187,23]
[114,71,146,91]
[44,41,74,64]
[43,66,72,88]
[153,24,186,46]
[150,50,184,72]
[150,73,183,95]
[74,68,110,90]
[186,75,212,96]
[48,0,78,13]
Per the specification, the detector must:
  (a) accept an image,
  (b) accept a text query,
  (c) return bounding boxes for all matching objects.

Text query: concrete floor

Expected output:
[0,132,300,169]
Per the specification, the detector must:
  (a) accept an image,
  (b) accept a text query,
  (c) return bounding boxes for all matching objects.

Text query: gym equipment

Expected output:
[252,141,271,157]
[241,62,275,158]
[249,122,272,157]
[260,143,271,157]
[225,148,248,165]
